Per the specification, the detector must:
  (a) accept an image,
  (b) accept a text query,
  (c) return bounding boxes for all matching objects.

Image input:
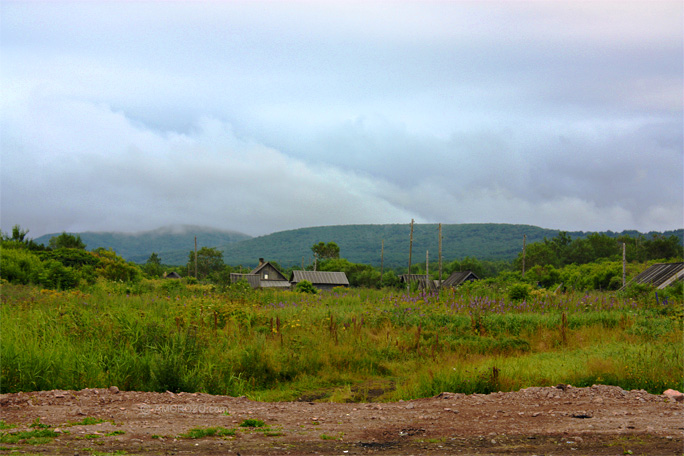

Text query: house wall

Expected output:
[259,264,285,281]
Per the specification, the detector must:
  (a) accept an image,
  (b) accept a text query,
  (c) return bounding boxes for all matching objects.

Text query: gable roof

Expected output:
[399,274,438,292]
[290,270,349,286]
[250,261,288,281]
[622,262,684,290]
[441,270,479,288]
[230,273,261,289]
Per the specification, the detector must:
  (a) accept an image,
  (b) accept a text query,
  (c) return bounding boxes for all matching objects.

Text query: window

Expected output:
[264,273,269,280]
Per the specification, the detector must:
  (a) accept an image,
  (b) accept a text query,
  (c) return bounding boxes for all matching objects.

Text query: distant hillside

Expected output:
[34,225,252,264]
[33,224,682,268]
[222,224,684,269]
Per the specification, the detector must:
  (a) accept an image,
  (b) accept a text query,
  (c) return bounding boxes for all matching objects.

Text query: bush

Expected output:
[40,260,79,290]
[295,280,317,294]
[0,247,44,284]
[508,283,530,301]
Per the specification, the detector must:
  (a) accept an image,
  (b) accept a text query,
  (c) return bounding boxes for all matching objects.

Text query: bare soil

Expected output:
[1,385,682,455]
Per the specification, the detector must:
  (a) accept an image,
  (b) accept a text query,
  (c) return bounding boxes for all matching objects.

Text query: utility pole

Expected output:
[380,239,384,285]
[622,242,626,287]
[194,236,198,279]
[408,219,414,292]
[522,234,526,278]
[426,250,429,290]
[438,223,443,289]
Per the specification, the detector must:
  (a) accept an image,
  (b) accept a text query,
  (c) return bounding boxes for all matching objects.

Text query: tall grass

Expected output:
[1,281,681,400]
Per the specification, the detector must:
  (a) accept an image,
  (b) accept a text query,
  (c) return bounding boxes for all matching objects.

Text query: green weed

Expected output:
[0,428,59,444]
[179,426,236,439]
[240,419,265,428]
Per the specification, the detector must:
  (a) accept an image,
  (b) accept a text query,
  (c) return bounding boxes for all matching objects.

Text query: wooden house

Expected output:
[440,271,480,288]
[621,262,684,290]
[231,258,290,290]
[290,270,349,292]
[399,274,438,292]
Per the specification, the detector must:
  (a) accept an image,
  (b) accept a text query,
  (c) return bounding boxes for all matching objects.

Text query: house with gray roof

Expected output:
[399,274,438,292]
[230,258,290,289]
[621,262,684,290]
[290,270,349,291]
[441,270,479,288]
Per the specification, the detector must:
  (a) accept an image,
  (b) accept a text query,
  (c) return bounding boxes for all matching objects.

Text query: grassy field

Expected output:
[1,279,682,401]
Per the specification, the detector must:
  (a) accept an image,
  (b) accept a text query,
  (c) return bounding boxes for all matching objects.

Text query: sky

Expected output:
[1,1,682,238]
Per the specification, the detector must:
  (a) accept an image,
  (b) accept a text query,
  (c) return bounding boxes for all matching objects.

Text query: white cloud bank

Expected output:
[1,1,682,237]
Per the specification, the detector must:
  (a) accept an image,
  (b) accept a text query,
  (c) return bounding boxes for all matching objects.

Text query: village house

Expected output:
[290,270,349,292]
[230,258,290,290]
[620,262,683,290]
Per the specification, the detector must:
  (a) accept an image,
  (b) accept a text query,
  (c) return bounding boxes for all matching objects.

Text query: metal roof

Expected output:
[399,274,438,291]
[250,261,288,280]
[259,280,291,289]
[441,271,479,288]
[229,273,261,289]
[290,270,349,286]
[622,262,684,290]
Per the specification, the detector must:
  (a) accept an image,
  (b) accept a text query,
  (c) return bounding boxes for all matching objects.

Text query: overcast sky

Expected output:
[1,1,682,238]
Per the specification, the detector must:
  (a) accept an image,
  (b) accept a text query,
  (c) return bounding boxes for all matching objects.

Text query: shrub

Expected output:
[0,247,44,284]
[508,283,530,301]
[295,280,317,294]
[40,260,79,290]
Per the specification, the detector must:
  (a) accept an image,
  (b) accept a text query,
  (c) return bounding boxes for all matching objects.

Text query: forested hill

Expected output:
[34,225,252,264]
[219,224,683,269]
[32,223,683,268]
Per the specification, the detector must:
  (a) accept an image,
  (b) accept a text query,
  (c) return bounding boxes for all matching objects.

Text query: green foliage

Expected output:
[319,258,381,288]
[0,428,59,444]
[34,226,251,264]
[0,420,16,430]
[1,261,682,401]
[40,260,79,290]
[179,426,236,439]
[239,419,265,428]
[93,248,142,283]
[143,252,164,278]
[48,232,86,250]
[40,248,102,268]
[0,247,44,284]
[187,247,226,282]
[1,225,47,251]
[294,280,317,294]
[508,283,531,301]
[312,241,340,261]
[221,223,604,269]
[517,231,683,272]
[557,261,623,291]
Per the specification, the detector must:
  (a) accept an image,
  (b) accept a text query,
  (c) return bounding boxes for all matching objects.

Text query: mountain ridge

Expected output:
[32,224,683,269]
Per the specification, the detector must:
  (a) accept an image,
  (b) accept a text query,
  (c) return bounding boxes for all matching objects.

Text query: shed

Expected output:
[164,271,181,279]
[621,262,684,290]
[441,271,480,288]
[290,270,349,291]
[230,273,261,289]
[230,259,290,290]
[399,274,438,292]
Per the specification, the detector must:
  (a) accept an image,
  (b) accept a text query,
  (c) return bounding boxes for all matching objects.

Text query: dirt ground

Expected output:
[1,385,682,455]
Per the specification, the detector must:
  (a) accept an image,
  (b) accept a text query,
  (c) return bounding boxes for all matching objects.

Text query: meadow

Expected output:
[1,279,682,402]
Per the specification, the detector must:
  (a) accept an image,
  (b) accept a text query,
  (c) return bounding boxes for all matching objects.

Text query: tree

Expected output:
[187,247,225,281]
[144,252,164,278]
[49,232,86,250]
[1,225,46,251]
[9,225,29,242]
[311,241,340,266]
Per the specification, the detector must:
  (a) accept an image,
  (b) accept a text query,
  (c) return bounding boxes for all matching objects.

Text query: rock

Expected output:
[109,386,120,394]
[663,389,684,402]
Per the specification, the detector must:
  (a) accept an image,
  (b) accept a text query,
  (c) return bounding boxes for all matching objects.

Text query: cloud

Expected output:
[1,1,682,237]
[1,87,417,236]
